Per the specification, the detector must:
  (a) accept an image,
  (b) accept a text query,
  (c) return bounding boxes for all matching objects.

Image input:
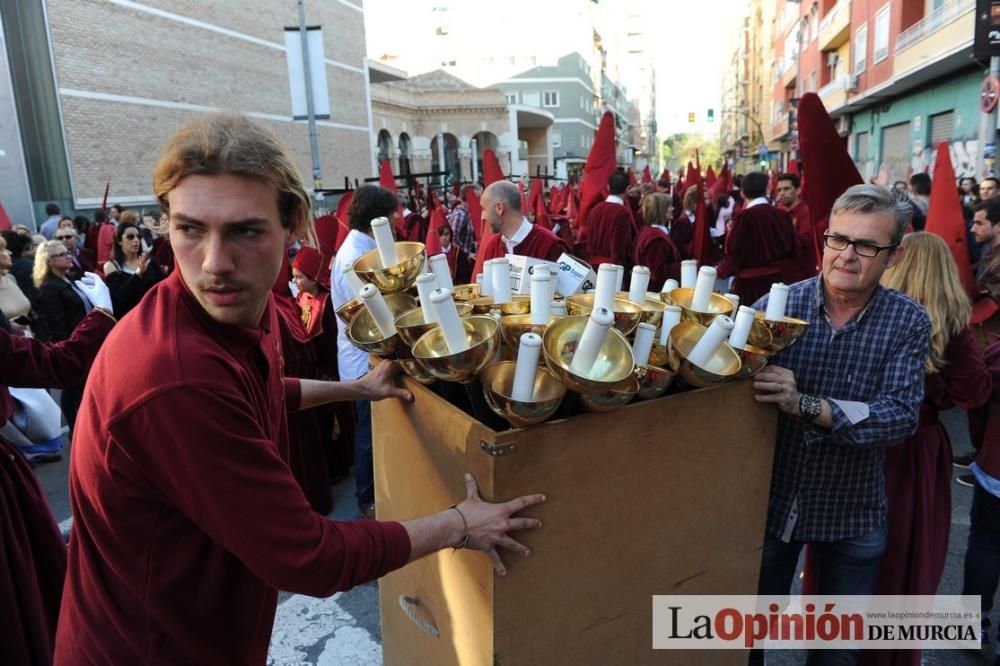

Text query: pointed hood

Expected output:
[0,201,11,231]
[787,159,799,176]
[483,148,505,187]
[705,165,717,189]
[691,151,713,265]
[313,214,339,258]
[379,159,397,194]
[425,197,449,257]
[641,165,652,184]
[709,163,731,202]
[627,168,638,188]
[798,92,864,259]
[925,142,979,298]
[660,169,671,188]
[574,111,618,228]
[466,185,484,245]
[529,179,552,230]
[292,245,331,290]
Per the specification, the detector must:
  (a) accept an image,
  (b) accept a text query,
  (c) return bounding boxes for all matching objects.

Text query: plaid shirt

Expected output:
[753,276,930,542]
[447,203,476,256]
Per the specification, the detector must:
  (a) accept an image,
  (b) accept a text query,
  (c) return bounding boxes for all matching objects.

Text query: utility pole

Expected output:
[297,0,323,208]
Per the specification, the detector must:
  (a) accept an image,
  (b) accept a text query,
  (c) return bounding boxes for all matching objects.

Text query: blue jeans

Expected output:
[753,524,888,666]
[354,400,373,507]
[963,480,1000,619]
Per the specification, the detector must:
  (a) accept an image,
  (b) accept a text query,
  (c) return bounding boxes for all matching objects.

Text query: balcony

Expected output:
[894,0,974,74]
[818,76,850,112]
[780,58,797,90]
[768,117,790,143]
[818,0,851,51]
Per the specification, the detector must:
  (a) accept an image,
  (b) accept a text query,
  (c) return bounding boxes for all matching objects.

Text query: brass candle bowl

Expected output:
[394,304,474,347]
[498,295,531,315]
[499,314,565,353]
[669,321,742,387]
[579,374,640,413]
[335,297,365,326]
[668,287,737,326]
[345,293,418,356]
[648,341,681,372]
[353,241,426,294]
[541,315,635,394]
[565,294,643,336]
[480,361,567,428]
[410,315,500,383]
[467,296,497,314]
[638,297,667,329]
[732,343,772,380]
[748,311,810,353]
[395,346,437,385]
[451,283,481,301]
[633,363,675,400]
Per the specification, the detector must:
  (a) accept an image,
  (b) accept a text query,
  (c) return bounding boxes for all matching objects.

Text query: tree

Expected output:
[662,133,722,171]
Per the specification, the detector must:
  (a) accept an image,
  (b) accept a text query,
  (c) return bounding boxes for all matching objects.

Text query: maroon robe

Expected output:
[670,213,694,259]
[0,309,114,666]
[585,200,636,269]
[634,226,682,291]
[443,244,473,285]
[398,211,427,242]
[862,328,990,666]
[479,224,569,264]
[781,200,819,282]
[717,203,797,305]
[57,272,411,665]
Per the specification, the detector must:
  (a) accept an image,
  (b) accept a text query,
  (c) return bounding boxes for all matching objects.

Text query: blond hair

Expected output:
[33,240,65,288]
[640,192,672,227]
[152,112,312,241]
[880,232,970,373]
[683,185,699,212]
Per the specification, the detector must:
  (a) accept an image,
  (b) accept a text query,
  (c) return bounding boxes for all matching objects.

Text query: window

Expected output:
[810,11,818,42]
[874,5,890,63]
[505,93,518,105]
[551,130,561,148]
[854,24,868,74]
[522,91,540,107]
[855,131,869,161]
[543,91,560,107]
[929,111,954,144]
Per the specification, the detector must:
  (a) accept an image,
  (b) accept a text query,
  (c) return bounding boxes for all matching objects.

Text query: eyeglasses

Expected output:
[823,233,898,258]
[122,233,141,240]
[56,235,75,240]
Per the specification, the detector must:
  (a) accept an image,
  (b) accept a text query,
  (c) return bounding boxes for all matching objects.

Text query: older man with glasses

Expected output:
[749,184,932,666]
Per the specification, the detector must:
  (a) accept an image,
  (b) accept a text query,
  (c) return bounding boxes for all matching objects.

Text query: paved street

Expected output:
[37,407,993,665]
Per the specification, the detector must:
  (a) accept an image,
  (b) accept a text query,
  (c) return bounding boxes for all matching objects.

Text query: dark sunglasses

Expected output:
[122,233,141,241]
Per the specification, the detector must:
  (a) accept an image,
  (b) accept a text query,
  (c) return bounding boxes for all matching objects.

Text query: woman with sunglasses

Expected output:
[103,221,165,317]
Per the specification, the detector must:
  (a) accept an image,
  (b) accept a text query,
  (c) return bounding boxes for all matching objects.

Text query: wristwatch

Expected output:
[798,394,822,423]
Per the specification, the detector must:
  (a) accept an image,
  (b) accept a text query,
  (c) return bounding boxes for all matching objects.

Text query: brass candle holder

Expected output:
[451,283,481,301]
[579,374,640,413]
[541,315,635,394]
[480,361,567,428]
[465,295,531,315]
[345,293,418,357]
[748,311,810,353]
[393,304,474,385]
[335,297,365,326]
[353,241,426,294]
[499,314,563,353]
[410,315,500,383]
[668,287,737,326]
[732,344,772,380]
[633,363,675,400]
[669,321,742,387]
[565,294,643,336]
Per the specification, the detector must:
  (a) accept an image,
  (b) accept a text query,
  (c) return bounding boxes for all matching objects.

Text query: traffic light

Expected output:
[688,112,695,123]
[759,158,768,168]
[707,108,715,122]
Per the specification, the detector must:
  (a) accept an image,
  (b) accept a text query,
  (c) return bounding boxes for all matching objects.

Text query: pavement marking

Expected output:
[268,592,381,666]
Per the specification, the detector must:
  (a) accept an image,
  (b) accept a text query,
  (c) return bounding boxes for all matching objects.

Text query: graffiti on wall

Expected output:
[854,138,980,182]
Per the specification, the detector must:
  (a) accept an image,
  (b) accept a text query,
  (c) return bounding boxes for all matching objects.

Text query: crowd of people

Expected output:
[3,109,1000,666]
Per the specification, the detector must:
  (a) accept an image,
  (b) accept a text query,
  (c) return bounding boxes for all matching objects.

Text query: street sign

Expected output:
[982,75,1000,113]
[758,143,768,157]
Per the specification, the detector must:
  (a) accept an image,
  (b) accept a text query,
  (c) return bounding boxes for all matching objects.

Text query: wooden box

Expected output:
[374,379,777,665]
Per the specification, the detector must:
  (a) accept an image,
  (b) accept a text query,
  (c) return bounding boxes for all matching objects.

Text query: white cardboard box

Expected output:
[505,254,560,295]
[553,253,597,296]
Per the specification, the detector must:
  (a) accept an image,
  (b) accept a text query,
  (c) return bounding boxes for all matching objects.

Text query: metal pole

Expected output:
[978,56,1000,180]
[470,138,479,184]
[437,133,446,187]
[298,0,323,208]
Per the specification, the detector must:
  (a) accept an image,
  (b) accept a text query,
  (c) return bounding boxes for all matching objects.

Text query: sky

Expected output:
[650,0,745,137]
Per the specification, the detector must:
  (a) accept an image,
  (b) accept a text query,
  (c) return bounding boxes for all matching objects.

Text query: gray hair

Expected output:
[831,184,912,244]
[484,180,521,213]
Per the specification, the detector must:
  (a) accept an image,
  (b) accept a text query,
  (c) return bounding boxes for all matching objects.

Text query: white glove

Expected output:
[75,272,113,312]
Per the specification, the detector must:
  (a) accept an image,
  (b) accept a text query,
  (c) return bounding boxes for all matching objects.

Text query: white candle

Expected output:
[569,306,615,379]
[512,333,542,401]
[615,265,624,293]
[492,258,512,304]
[490,311,503,362]
[428,253,453,292]
[370,217,398,268]
[415,273,437,323]
[661,278,679,297]
[359,284,397,339]
[680,260,698,289]
[765,283,790,321]
[729,306,756,350]
[632,322,657,367]
[691,266,717,312]
[550,299,568,316]
[530,272,552,325]
[481,260,495,297]
[342,263,365,299]
[724,292,740,313]
[686,315,735,369]
[629,266,650,304]
[429,288,468,354]
[594,264,618,313]
[658,304,682,346]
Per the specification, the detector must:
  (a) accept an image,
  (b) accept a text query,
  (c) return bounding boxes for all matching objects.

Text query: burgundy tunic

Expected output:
[585,201,636,269]
[479,224,569,264]
[56,272,410,665]
[858,327,990,666]
[0,309,114,666]
[782,200,819,282]
[717,204,797,305]
[670,213,694,259]
[633,226,682,291]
